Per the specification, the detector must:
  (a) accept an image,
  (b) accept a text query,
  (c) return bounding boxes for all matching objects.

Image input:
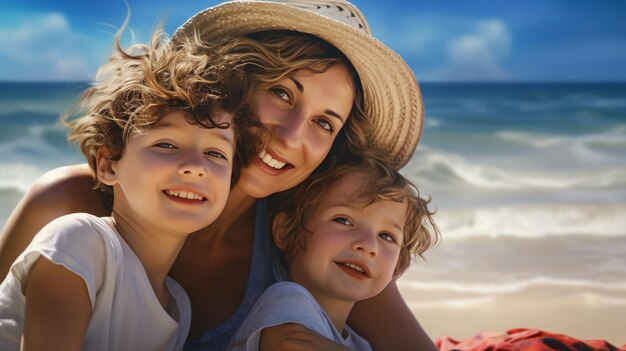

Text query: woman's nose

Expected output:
[273,109,308,149]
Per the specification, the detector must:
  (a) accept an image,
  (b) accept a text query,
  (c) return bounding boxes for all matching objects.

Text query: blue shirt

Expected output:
[184,200,285,351]
[227,281,372,351]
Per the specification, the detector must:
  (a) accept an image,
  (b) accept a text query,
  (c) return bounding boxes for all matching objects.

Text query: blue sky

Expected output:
[1,0,625,82]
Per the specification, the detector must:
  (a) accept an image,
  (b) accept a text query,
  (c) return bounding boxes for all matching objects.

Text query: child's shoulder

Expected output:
[39,213,115,240]
[252,281,318,312]
[262,281,314,301]
[24,213,119,264]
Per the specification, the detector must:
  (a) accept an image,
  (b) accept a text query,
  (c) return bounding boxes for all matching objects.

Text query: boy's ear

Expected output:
[96,147,118,186]
[272,213,289,250]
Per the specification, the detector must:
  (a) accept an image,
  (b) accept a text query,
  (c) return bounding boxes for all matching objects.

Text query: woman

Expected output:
[0,1,432,350]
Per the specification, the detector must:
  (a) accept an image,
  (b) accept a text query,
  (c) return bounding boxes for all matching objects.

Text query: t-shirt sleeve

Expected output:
[9,213,111,308]
[228,281,336,351]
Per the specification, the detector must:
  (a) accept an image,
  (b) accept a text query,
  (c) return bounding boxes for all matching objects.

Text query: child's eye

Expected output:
[333,217,353,226]
[154,142,176,149]
[315,118,334,133]
[379,232,398,244]
[206,150,228,160]
[270,87,291,103]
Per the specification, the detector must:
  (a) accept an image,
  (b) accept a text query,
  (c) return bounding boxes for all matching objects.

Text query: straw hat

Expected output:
[174,0,423,168]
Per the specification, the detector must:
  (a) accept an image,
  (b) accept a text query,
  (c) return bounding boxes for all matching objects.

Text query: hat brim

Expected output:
[174,1,423,168]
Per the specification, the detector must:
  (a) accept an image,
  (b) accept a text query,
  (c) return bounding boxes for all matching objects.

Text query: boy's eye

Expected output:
[270,87,291,103]
[333,217,352,226]
[154,142,176,149]
[315,118,334,133]
[205,150,228,160]
[379,232,398,244]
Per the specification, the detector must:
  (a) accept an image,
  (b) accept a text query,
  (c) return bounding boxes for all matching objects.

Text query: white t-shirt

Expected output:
[227,281,372,351]
[0,213,191,351]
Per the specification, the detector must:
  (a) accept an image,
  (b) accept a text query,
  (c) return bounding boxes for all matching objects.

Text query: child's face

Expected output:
[105,110,235,235]
[286,172,407,304]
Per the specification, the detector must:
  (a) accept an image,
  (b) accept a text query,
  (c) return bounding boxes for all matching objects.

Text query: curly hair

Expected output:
[268,152,440,276]
[63,25,262,199]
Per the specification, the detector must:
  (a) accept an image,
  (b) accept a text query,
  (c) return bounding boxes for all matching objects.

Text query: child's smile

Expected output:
[286,172,408,305]
[103,110,235,237]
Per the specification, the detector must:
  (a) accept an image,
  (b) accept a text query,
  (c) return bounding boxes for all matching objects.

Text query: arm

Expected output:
[0,164,109,280]
[348,281,437,351]
[260,323,352,351]
[21,257,92,351]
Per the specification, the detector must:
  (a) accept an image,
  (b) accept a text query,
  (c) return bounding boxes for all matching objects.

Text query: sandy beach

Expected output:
[401,282,626,346]
[397,227,626,346]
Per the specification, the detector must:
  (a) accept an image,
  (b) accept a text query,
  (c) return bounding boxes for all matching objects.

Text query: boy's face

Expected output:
[104,110,235,235]
[285,172,407,304]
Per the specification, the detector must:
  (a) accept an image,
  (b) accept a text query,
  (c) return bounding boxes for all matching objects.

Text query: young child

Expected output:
[0,27,257,350]
[227,155,440,350]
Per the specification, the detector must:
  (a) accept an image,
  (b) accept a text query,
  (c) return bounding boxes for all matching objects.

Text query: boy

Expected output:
[0,27,257,350]
[228,155,440,350]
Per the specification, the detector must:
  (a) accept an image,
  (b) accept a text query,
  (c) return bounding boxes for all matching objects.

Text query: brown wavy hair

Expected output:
[63,25,262,199]
[219,30,372,161]
[268,152,440,276]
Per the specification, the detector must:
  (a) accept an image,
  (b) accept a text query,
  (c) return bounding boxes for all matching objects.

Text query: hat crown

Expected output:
[244,0,371,33]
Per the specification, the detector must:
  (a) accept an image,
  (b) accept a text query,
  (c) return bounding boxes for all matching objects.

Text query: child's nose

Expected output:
[352,231,378,257]
[179,153,207,177]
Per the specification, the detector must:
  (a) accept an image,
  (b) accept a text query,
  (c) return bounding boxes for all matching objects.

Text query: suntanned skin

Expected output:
[0,164,437,351]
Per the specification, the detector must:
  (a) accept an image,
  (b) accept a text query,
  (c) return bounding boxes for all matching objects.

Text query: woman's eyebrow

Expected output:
[289,77,304,92]
[289,77,346,123]
[325,110,345,123]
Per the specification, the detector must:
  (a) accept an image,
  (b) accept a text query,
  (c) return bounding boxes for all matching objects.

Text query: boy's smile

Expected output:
[283,172,408,312]
[102,110,235,237]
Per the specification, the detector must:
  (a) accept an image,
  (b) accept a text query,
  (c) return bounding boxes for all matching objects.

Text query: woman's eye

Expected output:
[315,118,334,133]
[333,217,352,226]
[270,87,291,103]
[379,232,397,244]
[206,150,227,160]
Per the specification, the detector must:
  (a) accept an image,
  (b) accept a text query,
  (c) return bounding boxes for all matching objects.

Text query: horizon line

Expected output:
[2,80,626,85]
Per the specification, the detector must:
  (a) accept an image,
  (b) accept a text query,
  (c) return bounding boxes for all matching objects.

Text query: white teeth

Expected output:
[258,150,286,170]
[165,190,204,200]
[343,263,365,273]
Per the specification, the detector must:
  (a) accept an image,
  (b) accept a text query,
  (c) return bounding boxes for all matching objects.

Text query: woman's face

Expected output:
[238,64,355,198]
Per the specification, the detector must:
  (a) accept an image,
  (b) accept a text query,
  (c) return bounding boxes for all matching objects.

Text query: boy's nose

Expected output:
[179,153,207,177]
[352,231,378,257]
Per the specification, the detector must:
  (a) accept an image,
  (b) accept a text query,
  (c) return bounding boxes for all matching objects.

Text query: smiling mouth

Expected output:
[258,150,288,170]
[164,189,206,201]
[336,261,370,278]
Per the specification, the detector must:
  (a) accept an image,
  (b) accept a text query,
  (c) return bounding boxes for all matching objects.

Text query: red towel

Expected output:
[436,328,626,351]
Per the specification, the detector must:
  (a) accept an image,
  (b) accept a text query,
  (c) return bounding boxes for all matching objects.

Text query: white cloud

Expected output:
[0,12,107,81]
[437,20,512,81]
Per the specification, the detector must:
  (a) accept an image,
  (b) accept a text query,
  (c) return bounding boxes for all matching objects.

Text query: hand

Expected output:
[260,323,353,351]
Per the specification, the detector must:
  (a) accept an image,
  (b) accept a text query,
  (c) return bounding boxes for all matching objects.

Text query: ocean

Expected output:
[1,82,625,344]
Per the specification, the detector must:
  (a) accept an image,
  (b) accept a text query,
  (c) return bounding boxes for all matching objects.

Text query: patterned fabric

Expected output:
[437,329,626,351]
